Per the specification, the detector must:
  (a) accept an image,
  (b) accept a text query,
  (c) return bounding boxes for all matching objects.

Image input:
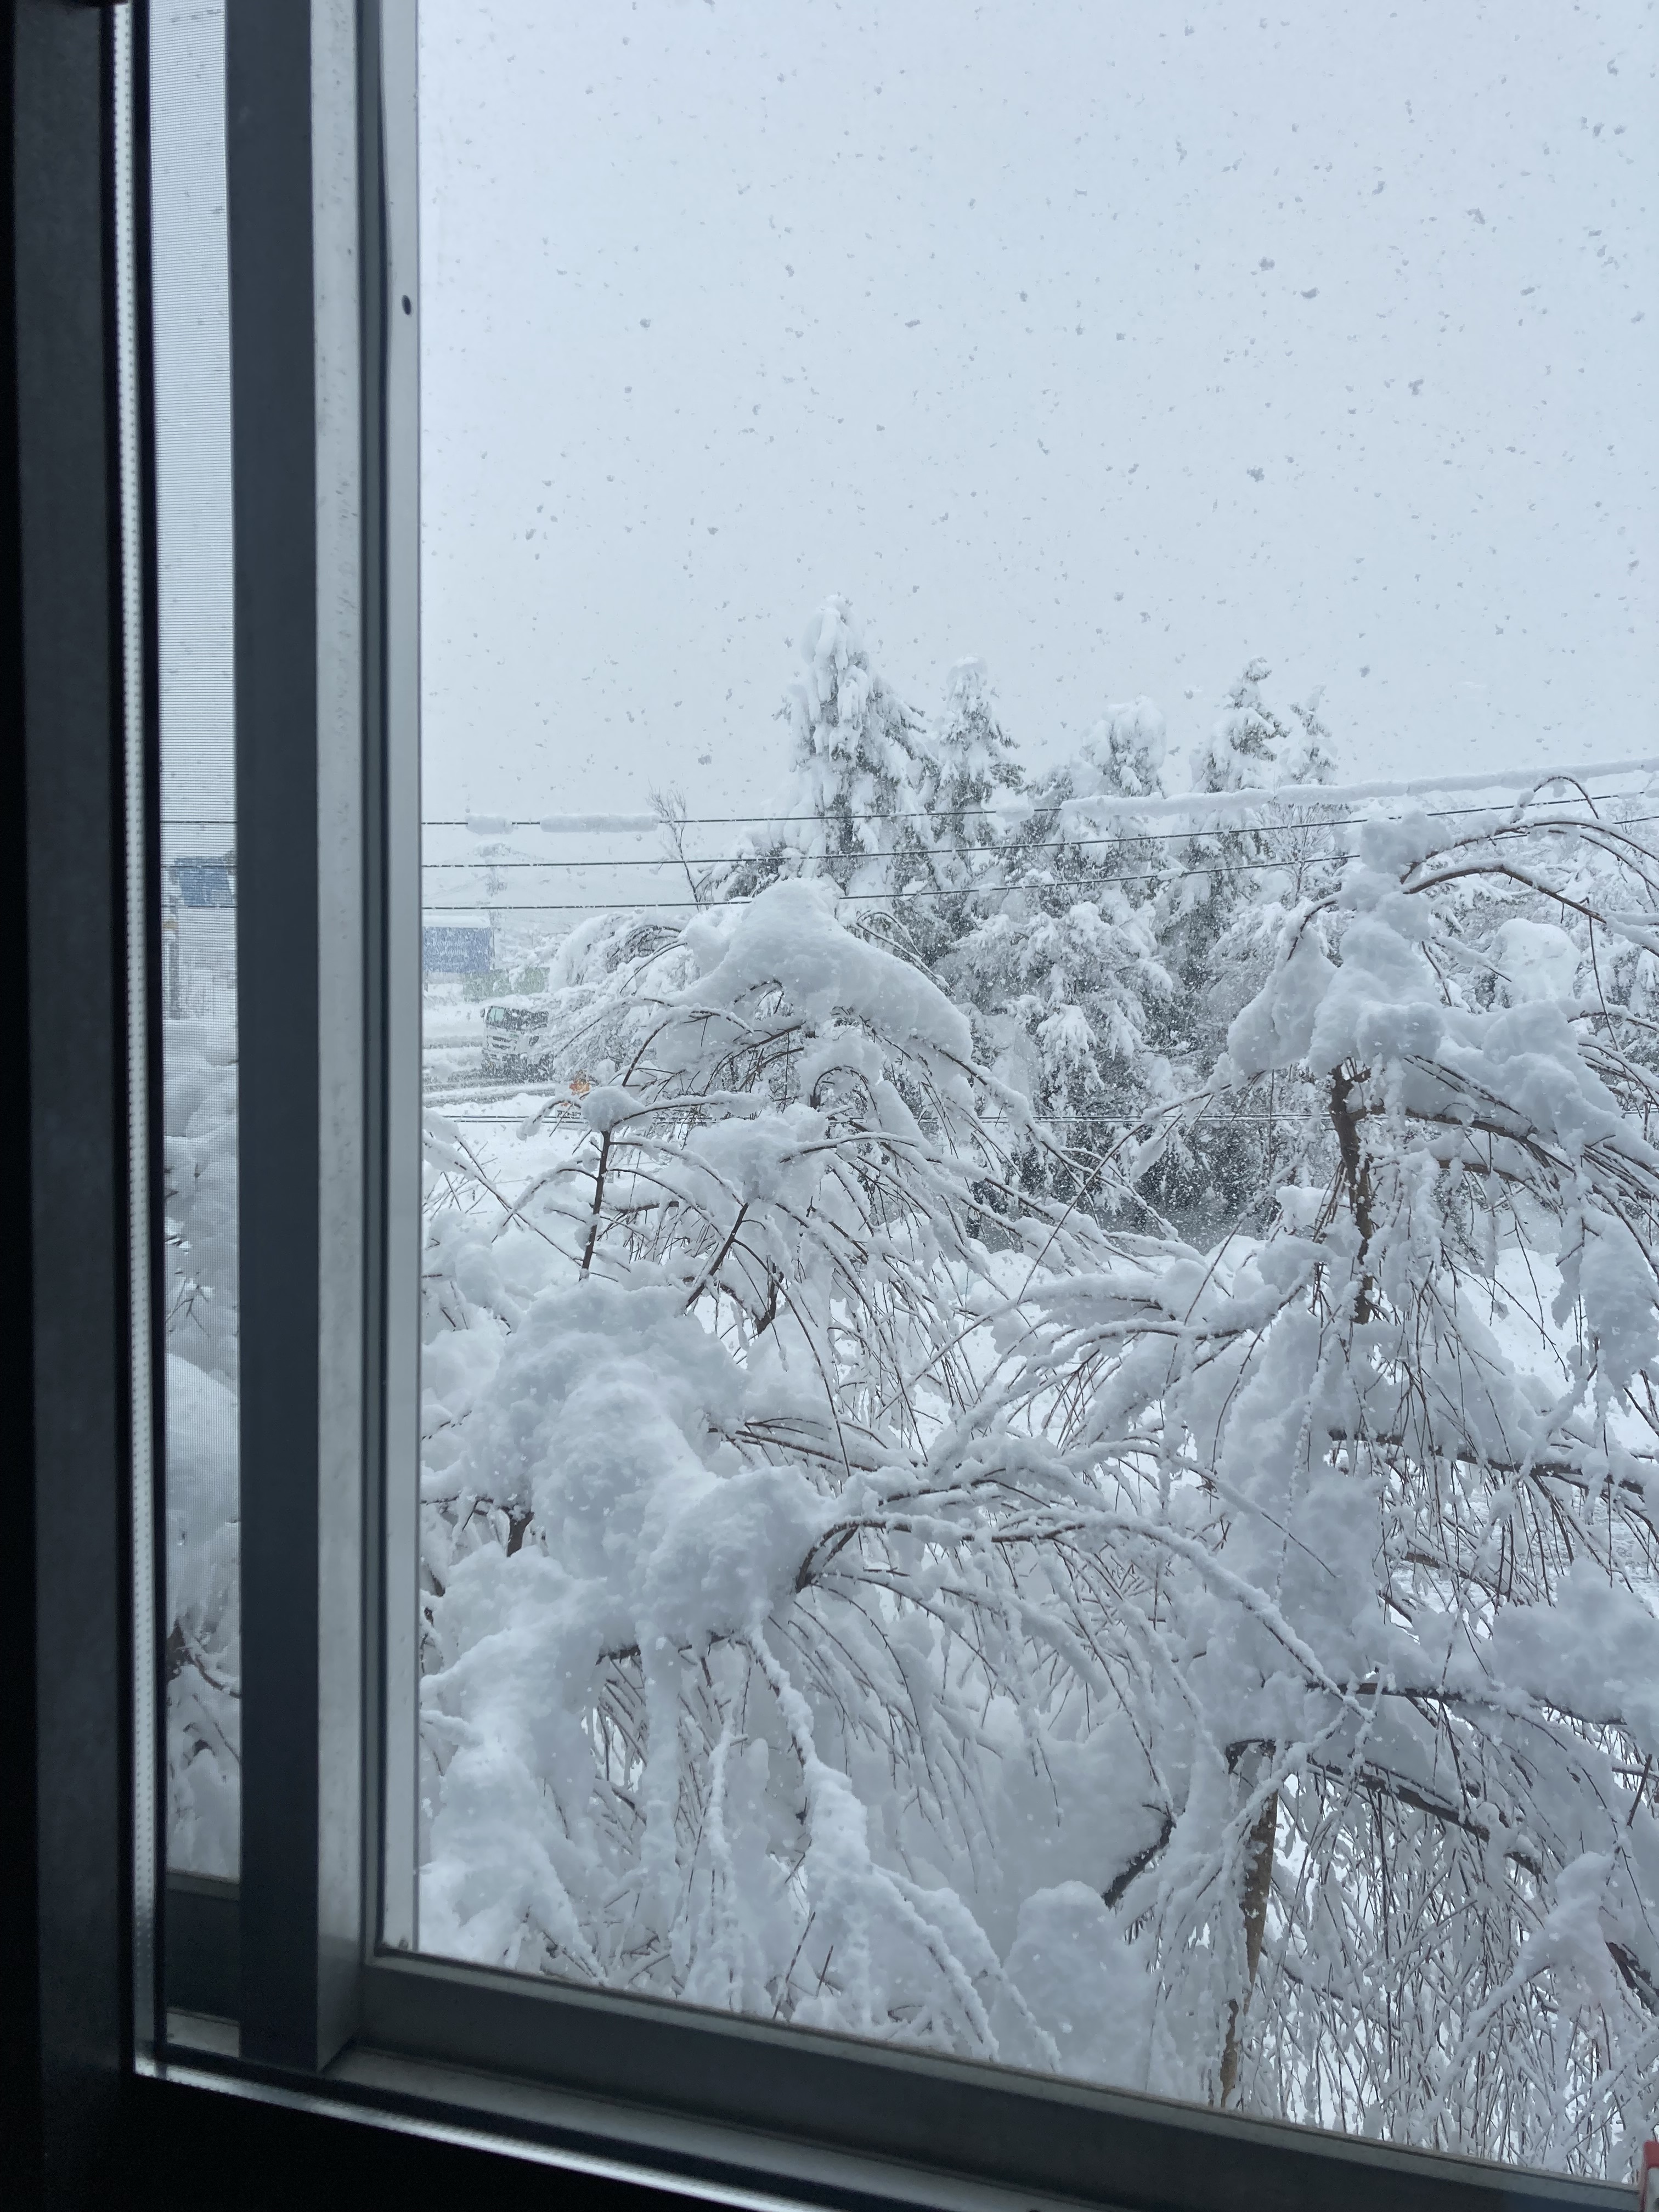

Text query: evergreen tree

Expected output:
[924,656,1024,831]
[946,695,1175,1224]
[1084,694,1169,802]
[721,595,934,915]
[905,655,1023,968]
[1144,665,1344,1240]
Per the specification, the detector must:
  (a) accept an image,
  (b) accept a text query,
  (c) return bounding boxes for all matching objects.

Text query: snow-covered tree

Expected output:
[985,798,1659,2164]
[1085,694,1170,804]
[416,881,1133,2038]
[923,656,1023,852]
[896,656,1024,968]
[162,1020,241,1876]
[413,597,1659,2187]
[1141,667,1345,1241]
[721,596,934,913]
[1191,658,1285,794]
[938,696,1178,1222]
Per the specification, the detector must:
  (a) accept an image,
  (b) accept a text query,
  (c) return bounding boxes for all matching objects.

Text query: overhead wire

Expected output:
[166,780,1656,845]
[419,810,1659,916]
[416,759,1659,833]
[163,784,1659,929]
[416,787,1653,851]
[417,797,1659,874]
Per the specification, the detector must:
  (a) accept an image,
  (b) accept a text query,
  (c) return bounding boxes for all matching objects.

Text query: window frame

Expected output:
[8,3,1645,2207]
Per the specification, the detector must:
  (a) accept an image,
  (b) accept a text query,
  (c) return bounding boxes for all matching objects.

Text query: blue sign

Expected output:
[424,923,495,975]
[172,855,235,909]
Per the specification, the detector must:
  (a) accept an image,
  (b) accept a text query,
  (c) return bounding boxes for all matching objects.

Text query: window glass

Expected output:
[414,1,1659,2177]
[150,0,240,1884]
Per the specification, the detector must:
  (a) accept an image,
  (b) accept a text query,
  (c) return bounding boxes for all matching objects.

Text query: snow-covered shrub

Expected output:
[416,881,1168,2052]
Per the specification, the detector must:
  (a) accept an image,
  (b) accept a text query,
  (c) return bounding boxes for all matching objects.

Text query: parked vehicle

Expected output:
[478,999,554,1081]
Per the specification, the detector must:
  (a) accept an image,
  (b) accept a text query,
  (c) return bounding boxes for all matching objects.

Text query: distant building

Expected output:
[423,913,495,975]
[162,852,237,1020]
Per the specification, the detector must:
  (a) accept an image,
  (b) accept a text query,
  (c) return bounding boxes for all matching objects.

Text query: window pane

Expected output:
[151,0,240,1884]
[413,1,1659,2178]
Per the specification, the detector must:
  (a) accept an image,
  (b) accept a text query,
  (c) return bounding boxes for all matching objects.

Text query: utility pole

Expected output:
[163,884,182,1017]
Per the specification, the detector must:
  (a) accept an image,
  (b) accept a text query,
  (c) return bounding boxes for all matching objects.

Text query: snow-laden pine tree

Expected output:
[905,656,1022,966]
[720,596,935,924]
[1143,663,1344,1242]
[1085,693,1171,804]
[923,656,1023,843]
[946,696,1176,1223]
[1190,658,1290,794]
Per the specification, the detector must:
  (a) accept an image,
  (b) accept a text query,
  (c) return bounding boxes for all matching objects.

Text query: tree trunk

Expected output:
[1329,1064,1376,1322]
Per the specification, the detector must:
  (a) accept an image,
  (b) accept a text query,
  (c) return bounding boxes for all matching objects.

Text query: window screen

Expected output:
[150,0,240,1888]
[408,1,1659,2179]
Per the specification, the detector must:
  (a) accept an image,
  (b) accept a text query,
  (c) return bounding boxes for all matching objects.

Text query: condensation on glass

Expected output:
[150,0,240,1883]
[408,1,1659,2182]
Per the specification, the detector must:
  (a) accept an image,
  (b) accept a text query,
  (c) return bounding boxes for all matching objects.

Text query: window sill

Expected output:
[154,1906,1632,2212]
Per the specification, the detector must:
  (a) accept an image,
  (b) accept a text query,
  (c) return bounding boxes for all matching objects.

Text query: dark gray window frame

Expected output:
[8,4,1643,2208]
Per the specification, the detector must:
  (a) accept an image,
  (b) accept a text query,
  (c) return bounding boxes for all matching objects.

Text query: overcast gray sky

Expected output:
[147,4,1657,838]
[419,0,1656,822]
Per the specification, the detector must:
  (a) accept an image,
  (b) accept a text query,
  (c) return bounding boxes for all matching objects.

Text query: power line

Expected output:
[167,776,1658,850]
[425,789,1654,840]
[417,796,1659,872]
[421,757,1659,836]
[419,816,1659,917]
